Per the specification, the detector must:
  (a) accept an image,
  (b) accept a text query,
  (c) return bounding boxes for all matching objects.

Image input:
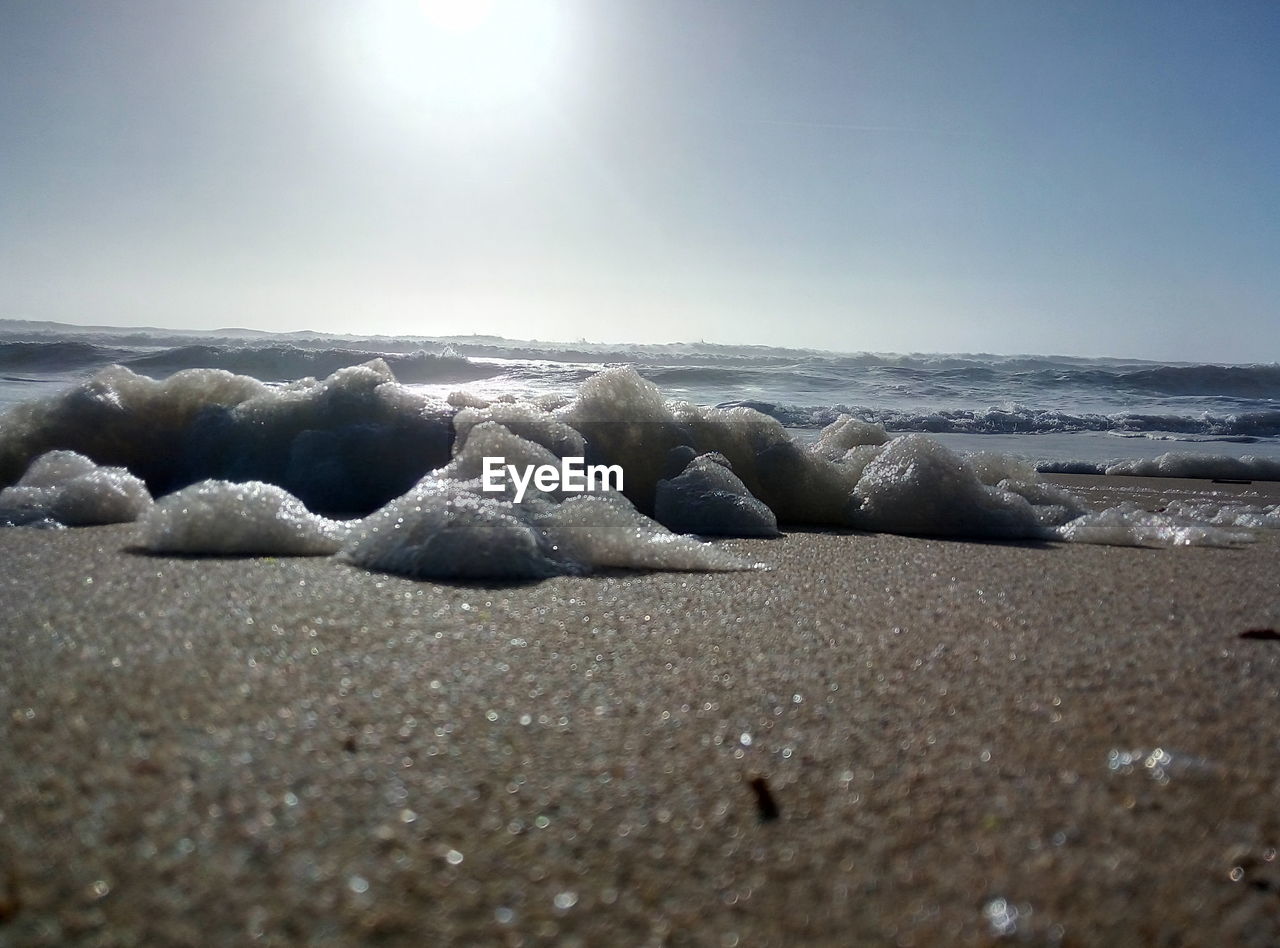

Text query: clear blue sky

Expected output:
[2,0,1277,361]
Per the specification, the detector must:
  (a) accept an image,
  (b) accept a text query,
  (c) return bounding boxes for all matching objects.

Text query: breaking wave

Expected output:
[717,401,1280,439]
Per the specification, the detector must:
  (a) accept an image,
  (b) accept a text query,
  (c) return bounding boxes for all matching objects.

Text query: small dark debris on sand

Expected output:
[1239,628,1280,641]
[749,776,780,822]
[0,868,22,923]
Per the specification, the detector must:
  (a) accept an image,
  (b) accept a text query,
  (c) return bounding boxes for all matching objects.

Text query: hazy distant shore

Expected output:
[3,474,1278,945]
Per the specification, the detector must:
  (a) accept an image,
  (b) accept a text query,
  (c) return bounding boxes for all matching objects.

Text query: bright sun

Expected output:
[351,0,566,121]
[417,0,498,33]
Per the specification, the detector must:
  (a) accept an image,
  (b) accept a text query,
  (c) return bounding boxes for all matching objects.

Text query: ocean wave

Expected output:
[1116,364,1280,398]
[0,341,137,372]
[123,344,504,384]
[3,323,1278,442]
[715,400,1280,439]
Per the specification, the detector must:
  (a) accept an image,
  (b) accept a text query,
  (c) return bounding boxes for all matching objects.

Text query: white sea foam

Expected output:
[341,470,758,580]
[454,404,586,460]
[446,390,492,409]
[2,358,1273,565]
[438,422,568,500]
[556,366,687,512]
[965,451,1040,486]
[849,435,1048,539]
[810,414,891,460]
[51,468,154,526]
[0,449,151,527]
[996,478,1090,528]
[138,480,347,555]
[538,493,762,571]
[0,360,453,513]
[654,452,780,537]
[0,366,266,489]
[342,478,566,580]
[14,449,99,486]
[1105,452,1280,481]
[1159,499,1280,530]
[1053,505,1252,548]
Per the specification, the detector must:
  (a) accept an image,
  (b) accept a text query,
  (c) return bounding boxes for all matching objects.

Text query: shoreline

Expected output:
[2,475,1279,944]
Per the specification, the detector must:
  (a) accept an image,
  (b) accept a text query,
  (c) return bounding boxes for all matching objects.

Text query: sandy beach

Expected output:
[2,475,1279,946]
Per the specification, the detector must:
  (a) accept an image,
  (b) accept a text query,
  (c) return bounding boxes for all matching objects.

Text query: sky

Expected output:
[1,0,1277,361]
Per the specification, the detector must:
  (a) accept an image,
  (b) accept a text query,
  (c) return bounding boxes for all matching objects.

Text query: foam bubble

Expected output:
[557,366,686,513]
[446,390,492,409]
[138,480,347,555]
[213,360,452,512]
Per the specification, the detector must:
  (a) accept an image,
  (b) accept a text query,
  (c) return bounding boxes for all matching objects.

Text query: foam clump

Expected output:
[0,360,453,513]
[446,390,491,409]
[811,414,891,460]
[437,422,567,501]
[340,424,763,580]
[540,493,763,571]
[849,435,1048,539]
[455,403,586,459]
[1100,450,1280,481]
[654,452,780,537]
[138,480,347,555]
[557,366,688,512]
[1053,505,1253,548]
[0,449,152,527]
[52,468,154,526]
[14,449,100,486]
[1105,453,1280,481]
[676,404,865,522]
[556,366,860,523]
[342,479,566,580]
[1160,500,1280,530]
[965,451,1040,486]
[0,365,267,489]
[6,360,1271,559]
[210,359,452,513]
[997,478,1090,527]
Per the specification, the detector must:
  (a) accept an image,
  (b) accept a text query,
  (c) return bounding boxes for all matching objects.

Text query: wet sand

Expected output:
[2,476,1279,945]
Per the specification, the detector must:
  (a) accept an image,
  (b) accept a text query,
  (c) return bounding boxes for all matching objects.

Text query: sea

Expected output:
[3,319,1278,478]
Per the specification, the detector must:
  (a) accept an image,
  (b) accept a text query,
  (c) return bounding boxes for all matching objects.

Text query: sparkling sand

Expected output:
[2,476,1279,945]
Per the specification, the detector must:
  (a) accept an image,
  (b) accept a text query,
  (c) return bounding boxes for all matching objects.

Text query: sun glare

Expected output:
[418,0,497,33]
[349,0,566,121]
